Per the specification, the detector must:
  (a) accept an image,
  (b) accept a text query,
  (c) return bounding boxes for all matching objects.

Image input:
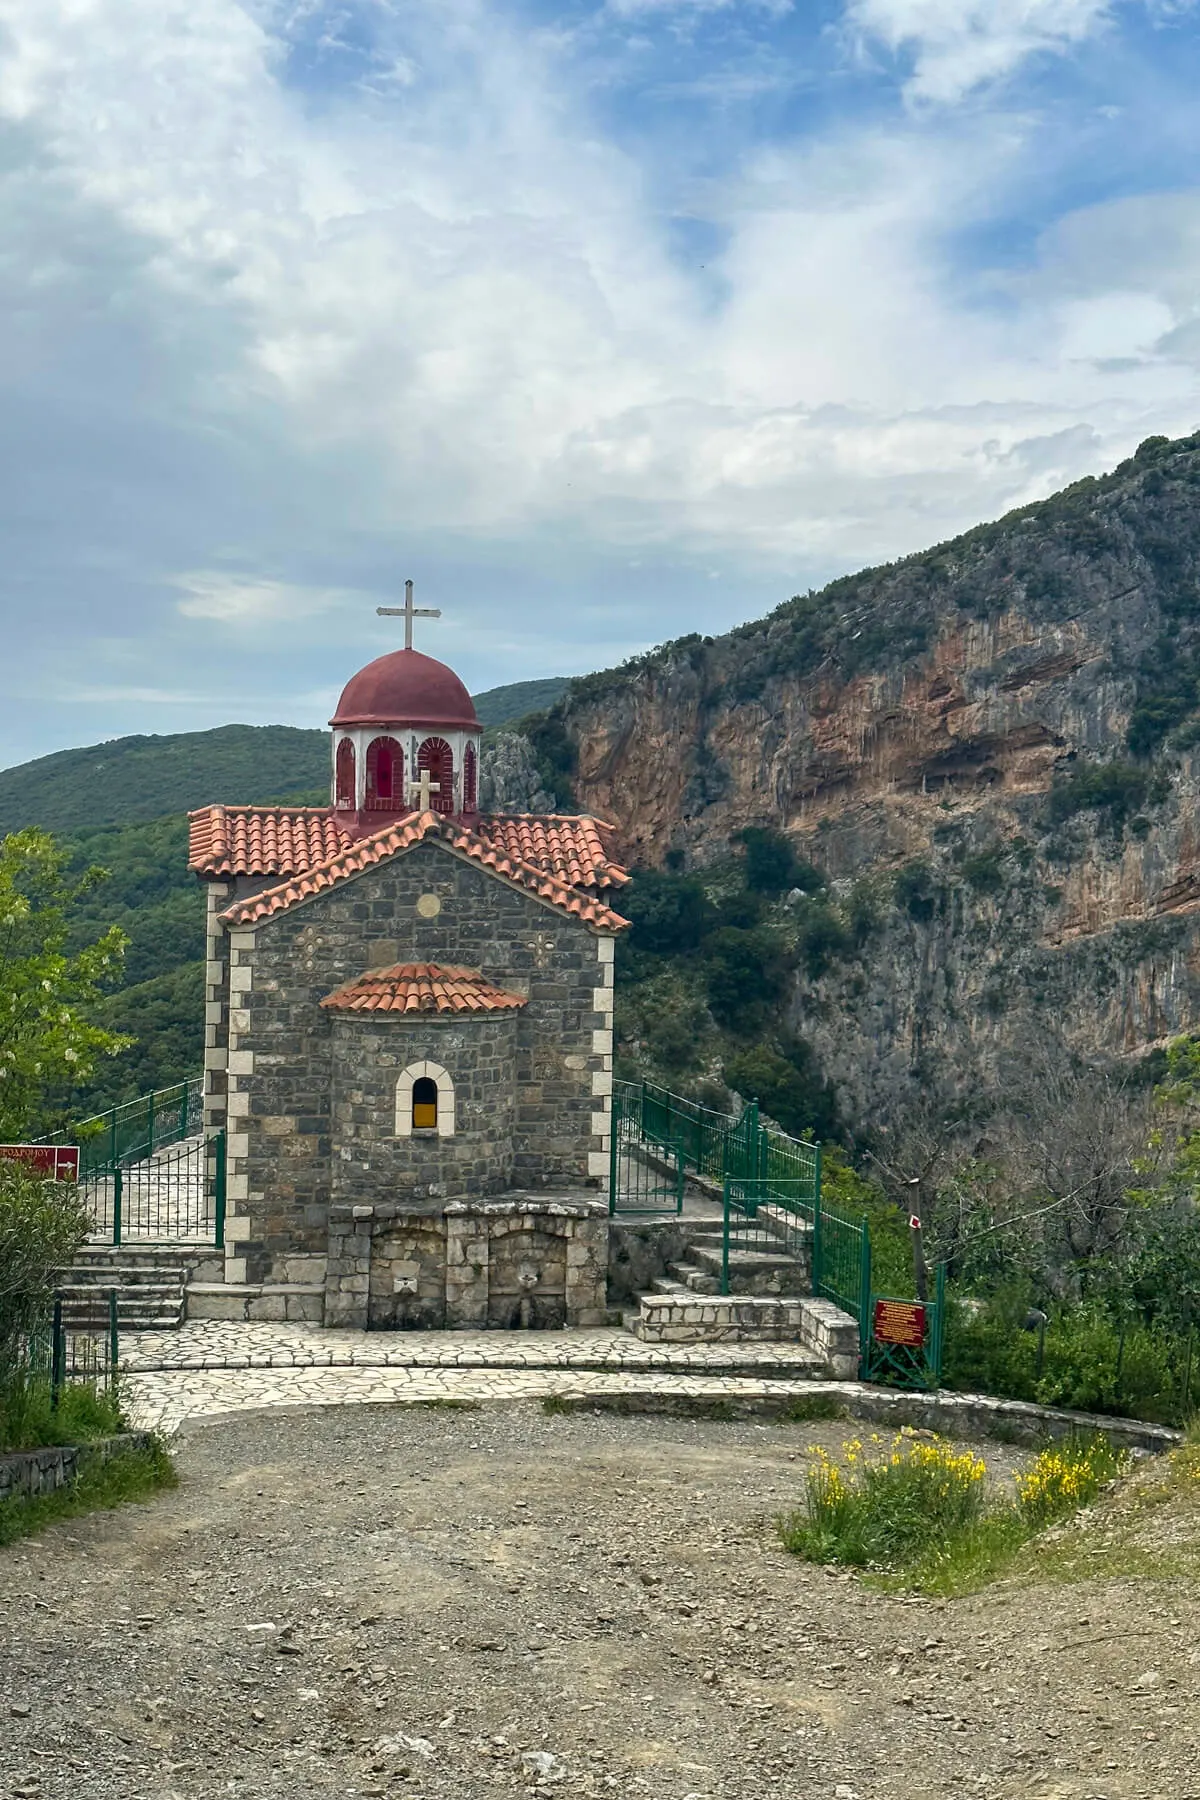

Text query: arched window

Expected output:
[335,738,356,810]
[463,742,478,813]
[417,737,455,815]
[365,736,404,810]
[412,1076,438,1130]
[395,1061,455,1138]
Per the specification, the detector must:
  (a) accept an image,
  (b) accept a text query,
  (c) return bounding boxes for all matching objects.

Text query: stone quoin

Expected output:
[188,589,630,1328]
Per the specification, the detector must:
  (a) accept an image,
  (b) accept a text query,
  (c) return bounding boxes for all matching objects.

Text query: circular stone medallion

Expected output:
[416,892,442,919]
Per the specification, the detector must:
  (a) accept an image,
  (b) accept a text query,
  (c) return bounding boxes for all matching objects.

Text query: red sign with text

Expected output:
[0,1144,80,1180]
[873,1298,927,1349]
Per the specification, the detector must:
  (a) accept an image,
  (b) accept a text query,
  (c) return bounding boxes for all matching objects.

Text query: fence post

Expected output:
[108,1289,119,1390]
[113,1164,123,1247]
[721,1181,732,1295]
[179,1083,189,1144]
[147,1090,156,1158]
[51,1297,64,1411]
[214,1129,227,1248]
[811,1188,823,1298]
[813,1140,822,1209]
[858,1219,872,1367]
[109,1105,117,1174]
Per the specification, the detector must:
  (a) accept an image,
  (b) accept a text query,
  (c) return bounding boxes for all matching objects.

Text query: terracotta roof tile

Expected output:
[188,806,351,878]
[320,963,528,1015]
[473,814,629,891]
[218,810,631,933]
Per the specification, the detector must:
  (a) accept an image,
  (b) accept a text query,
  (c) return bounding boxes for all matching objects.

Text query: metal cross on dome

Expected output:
[376,578,441,652]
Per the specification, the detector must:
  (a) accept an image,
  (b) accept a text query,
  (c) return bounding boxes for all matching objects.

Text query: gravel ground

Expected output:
[0,1402,1197,1800]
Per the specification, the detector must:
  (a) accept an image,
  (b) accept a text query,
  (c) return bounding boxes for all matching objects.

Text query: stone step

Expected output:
[649,1275,689,1296]
[74,1246,195,1269]
[666,1260,720,1296]
[632,1292,860,1375]
[61,1265,186,1287]
[686,1243,809,1296]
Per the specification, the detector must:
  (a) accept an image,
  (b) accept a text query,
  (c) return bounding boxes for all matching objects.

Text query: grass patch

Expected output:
[779,1429,1128,1595]
[0,1376,125,1453]
[0,1439,176,1548]
[771,1394,848,1424]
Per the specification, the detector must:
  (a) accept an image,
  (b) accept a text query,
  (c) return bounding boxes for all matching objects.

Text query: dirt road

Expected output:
[0,1402,1196,1800]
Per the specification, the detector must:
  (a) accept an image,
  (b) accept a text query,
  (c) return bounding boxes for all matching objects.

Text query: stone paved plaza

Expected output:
[119,1320,839,1436]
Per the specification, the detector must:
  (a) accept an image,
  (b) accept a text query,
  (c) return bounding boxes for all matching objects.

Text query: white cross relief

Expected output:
[407,767,441,813]
[376,577,442,651]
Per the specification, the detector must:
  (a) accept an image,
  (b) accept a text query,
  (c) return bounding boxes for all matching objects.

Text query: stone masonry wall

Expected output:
[325,1196,609,1330]
[330,1011,517,1207]
[220,838,615,1288]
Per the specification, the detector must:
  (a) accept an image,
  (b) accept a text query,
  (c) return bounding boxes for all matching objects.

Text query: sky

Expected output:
[2,0,1200,767]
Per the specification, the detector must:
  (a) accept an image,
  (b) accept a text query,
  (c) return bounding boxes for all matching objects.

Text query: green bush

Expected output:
[0,1162,90,1363]
[622,870,714,956]
[780,1430,1128,1592]
[780,1432,988,1568]
[738,826,823,895]
[704,925,792,1034]
[724,1040,838,1140]
[942,1296,1195,1425]
[1045,760,1168,829]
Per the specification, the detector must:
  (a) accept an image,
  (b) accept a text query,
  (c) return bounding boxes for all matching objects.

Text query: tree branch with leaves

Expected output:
[0,828,131,1140]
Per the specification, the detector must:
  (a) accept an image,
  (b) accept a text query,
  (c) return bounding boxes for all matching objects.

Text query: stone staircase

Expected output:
[57,1244,221,1333]
[628,1209,858,1375]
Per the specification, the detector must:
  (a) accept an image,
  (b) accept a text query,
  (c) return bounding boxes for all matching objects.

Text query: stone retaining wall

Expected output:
[0,1431,157,1506]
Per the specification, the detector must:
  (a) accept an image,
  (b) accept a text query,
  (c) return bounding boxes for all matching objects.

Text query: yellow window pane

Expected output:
[413,1102,437,1129]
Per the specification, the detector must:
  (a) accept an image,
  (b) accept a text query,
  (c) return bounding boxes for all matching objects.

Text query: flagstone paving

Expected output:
[119,1321,839,1436]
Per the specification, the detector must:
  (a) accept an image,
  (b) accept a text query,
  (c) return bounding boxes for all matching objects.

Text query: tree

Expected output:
[0,829,130,1138]
[738,826,822,896]
[0,1159,90,1360]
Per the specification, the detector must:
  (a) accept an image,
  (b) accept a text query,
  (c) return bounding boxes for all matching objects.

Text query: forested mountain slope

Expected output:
[0,678,568,837]
[530,431,1200,1125]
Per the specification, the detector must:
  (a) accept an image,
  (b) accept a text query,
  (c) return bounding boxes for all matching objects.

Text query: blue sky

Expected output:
[1,0,1199,765]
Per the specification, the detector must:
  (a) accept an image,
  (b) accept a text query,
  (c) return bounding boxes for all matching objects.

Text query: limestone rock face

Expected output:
[544,434,1200,1116]
[479,732,556,815]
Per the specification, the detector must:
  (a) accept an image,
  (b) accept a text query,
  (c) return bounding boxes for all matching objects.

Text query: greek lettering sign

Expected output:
[0,1144,80,1180]
[873,1298,927,1349]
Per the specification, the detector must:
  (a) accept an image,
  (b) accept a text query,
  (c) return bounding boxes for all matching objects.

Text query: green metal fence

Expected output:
[609,1076,948,1387]
[81,1127,226,1246]
[41,1076,204,1180]
[14,1293,119,1415]
[609,1084,685,1214]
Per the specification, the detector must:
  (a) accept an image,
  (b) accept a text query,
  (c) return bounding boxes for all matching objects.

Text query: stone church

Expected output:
[188,608,630,1331]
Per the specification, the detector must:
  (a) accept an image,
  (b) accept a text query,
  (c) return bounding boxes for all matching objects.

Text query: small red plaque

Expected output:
[0,1144,80,1180]
[873,1298,927,1349]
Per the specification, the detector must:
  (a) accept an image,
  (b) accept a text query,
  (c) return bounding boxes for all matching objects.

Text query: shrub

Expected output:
[1016,1435,1126,1527]
[0,1162,90,1362]
[1045,760,1167,829]
[622,870,714,956]
[780,1432,988,1567]
[704,925,792,1034]
[738,826,822,896]
[780,1430,1129,1591]
[724,1040,838,1140]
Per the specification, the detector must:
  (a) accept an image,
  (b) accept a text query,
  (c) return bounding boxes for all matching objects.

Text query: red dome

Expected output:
[330,648,480,729]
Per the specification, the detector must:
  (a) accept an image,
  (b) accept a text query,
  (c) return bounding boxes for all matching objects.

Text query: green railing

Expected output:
[41,1076,203,1180]
[612,1076,945,1388]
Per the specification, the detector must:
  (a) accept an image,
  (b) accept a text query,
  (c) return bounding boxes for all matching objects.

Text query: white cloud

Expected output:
[174,573,358,626]
[0,0,1197,760]
[845,0,1114,104]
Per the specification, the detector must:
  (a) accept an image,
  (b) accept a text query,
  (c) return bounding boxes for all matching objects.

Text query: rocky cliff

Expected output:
[545,431,1200,1120]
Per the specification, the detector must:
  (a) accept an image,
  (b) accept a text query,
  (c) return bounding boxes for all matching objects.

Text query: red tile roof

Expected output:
[473,814,628,892]
[188,806,351,878]
[320,963,527,1015]
[215,810,630,933]
[188,806,626,891]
